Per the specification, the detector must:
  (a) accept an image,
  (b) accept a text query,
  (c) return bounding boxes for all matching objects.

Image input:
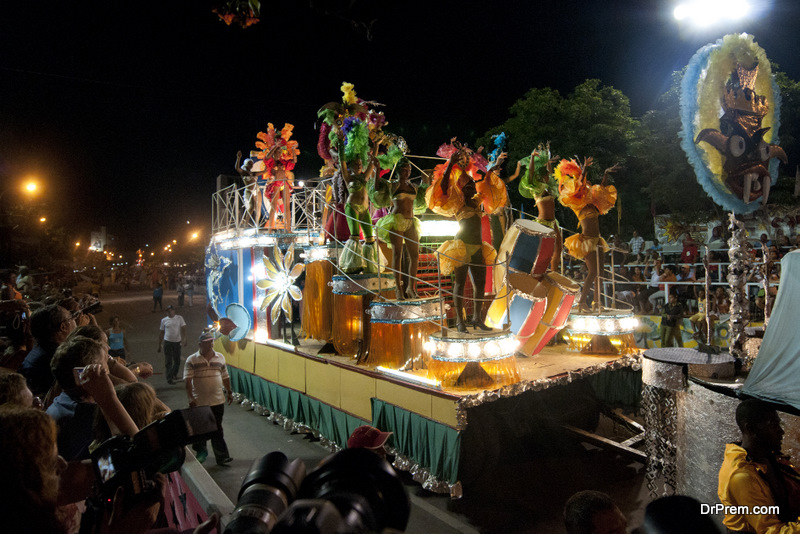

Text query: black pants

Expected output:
[163,341,181,382]
[192,403,229,462]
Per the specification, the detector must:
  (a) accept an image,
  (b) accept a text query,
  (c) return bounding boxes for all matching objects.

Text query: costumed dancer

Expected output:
[318,83,387,272]
[519,143,562,271]
[557,158,618,312]
[479,133,520,249]
[374,156,422,300]
[254,123,299,229]
[427,140,496,332]
[235,150,269,226]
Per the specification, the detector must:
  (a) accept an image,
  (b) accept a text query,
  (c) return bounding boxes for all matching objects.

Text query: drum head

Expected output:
[512,218,555,236]
[544,271,581,294]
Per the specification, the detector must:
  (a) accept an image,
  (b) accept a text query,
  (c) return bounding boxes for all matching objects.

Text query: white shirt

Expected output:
[160,314,186,342]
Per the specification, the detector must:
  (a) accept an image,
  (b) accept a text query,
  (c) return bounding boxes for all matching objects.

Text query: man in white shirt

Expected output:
[185,332,233,465]
[628,230,645,257]
[157,305,186,384]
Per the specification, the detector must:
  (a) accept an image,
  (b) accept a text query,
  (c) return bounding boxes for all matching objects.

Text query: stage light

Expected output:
[673,0,753,26]
[376,367,441,389]
[420,219,460,237]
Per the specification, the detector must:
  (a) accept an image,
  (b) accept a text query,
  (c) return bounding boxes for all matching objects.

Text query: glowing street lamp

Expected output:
[673,0,754,26]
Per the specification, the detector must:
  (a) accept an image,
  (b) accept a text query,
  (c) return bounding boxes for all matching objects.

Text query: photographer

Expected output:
[1,406,219,534]
[47,336,139,461]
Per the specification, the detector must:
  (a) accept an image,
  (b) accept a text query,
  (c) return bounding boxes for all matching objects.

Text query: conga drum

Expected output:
[485,272,548,341]
[331,273,396,358]
[301,246,337,342]
[365,297,444,369]
[493,219,556,291]
[518,272,580,356]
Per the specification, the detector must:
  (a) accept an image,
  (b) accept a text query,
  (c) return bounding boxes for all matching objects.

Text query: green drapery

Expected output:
[228,367,366,449]
[372,398,461,484]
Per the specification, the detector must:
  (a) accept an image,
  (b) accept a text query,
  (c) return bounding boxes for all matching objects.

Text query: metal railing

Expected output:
[211,180,326,239]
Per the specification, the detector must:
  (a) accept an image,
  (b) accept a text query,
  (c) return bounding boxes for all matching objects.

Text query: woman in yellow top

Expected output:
[557,158,618,312]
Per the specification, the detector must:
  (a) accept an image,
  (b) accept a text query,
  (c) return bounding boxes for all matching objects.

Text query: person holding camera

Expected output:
[47,336,139,461]
[184,332,233,465]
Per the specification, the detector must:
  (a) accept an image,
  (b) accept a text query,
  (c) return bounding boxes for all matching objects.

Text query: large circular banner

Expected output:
[680,33,786,214]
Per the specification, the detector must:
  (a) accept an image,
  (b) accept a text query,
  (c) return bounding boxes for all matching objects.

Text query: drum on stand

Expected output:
[493,219,555,291]
[365,297,444,370]
[485,272,548,341]
[331,273,396,359]
[301,246,337,342]
[518,272,580,356]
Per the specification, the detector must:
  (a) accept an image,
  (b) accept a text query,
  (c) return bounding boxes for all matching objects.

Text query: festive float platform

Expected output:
[214,334,641,496]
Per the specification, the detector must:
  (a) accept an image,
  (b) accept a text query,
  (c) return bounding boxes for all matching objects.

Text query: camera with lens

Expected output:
[225,448,410,534]
[90,406,218,506]
[78,300,103,316]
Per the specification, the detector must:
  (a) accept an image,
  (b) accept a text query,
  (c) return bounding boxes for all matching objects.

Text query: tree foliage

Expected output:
[479,68,800,241]
[478,79,638,237]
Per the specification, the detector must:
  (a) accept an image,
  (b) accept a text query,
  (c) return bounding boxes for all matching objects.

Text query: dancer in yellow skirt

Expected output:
[556,158,618,311]
[427,140,496,332]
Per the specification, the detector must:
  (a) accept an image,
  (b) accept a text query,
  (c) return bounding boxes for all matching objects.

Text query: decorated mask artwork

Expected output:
[681,34,786,213]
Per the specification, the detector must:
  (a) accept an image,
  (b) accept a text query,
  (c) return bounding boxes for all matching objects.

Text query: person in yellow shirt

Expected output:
[718,399,800,533]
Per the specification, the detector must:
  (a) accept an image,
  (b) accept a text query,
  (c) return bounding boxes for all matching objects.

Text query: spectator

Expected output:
[152,282,164,312]
[347,425,392,459]
[690,288,714,343]
[629,230,645,257]
[0,372,36,407]
[660,291,685,348]
[1,269,22,300]
[648,263,677,314]
[19,304,77,397]
[0,406,168,534]
[609,235,627,267]
[709,225,724,243]
[185,276,195,307]
[184,332,233,466]
[680,236,699,265]
[16,266,33,295]
[564,490,627,534]
[106,315,129,360]
[46,337,138,460]
[676,264,697,302]
[0,406,71,533]
[92,381,165,450]
[158,305,187,385]
[775,228,790,248]
[718,399,800,533]
[713,287,731,315]
[177,282,185,308]
[68,324,142,385]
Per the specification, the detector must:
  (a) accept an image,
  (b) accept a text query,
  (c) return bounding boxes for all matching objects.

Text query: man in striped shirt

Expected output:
[185,332,233,465]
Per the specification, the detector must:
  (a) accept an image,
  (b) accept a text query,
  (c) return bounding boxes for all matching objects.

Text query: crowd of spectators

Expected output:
[560,225,799,324]
[0,263,217,533]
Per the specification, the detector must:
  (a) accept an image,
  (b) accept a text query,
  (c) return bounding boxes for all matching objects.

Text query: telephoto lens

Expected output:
[224,452,306,534]
[273,448,410,533]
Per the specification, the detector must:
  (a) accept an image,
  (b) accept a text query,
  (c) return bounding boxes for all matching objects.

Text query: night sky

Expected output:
[2,1,799,254]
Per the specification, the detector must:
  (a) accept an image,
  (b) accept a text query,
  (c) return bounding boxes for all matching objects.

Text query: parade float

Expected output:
[204,84,655,496]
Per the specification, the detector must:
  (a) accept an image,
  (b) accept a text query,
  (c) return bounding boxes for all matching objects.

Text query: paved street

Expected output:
[96,285,648,533]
